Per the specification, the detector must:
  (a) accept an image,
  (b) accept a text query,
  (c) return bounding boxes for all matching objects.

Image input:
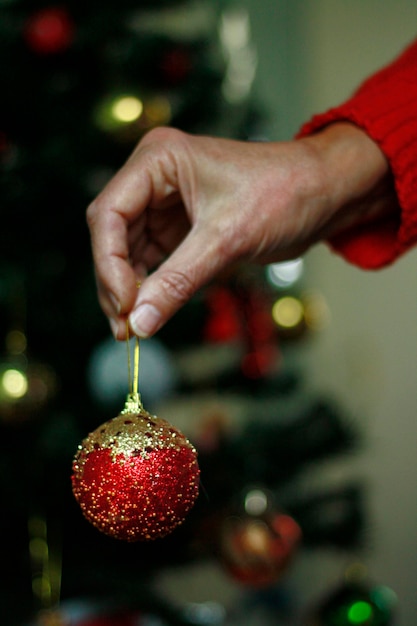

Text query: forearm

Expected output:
[298,38,417,268]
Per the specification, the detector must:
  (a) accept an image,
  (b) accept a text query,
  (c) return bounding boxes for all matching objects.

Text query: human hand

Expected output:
[87,123,392,339]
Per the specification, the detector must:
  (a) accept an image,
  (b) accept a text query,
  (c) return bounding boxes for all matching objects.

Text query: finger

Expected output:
[128,222,237,338]
[88,202,141,314]
[86,147,157,312]
[87,128,188,316]
[96,260,147,341]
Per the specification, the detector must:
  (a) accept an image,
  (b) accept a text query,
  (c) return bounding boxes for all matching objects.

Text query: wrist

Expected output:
[300,122,396,239]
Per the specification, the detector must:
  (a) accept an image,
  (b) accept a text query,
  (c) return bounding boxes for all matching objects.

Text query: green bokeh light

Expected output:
[348,601,373,623]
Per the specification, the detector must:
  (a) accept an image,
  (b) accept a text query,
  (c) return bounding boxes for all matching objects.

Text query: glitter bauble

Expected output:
[71,409,200,541]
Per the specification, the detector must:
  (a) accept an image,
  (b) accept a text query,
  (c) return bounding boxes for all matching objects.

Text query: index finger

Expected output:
[86,155,153,321]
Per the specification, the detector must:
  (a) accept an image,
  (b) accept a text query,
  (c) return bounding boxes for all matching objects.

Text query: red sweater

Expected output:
[297,38,417,269]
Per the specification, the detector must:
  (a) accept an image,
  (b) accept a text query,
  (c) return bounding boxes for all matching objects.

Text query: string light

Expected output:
[244,488,269,516]
[95,93,172,137]
[266,259,304,288]
[1,368,28,399]
[347,600,373,624]
[95,94,143,132]
[111,96,143,123]
[272,296,304,330]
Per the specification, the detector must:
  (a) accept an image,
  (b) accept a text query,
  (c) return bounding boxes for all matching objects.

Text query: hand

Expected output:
[87,123,392,339]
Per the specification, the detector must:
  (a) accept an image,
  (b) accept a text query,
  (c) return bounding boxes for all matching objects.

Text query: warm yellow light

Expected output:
[272,296,304,329]
[145,96,172,125]
[242,521,270,554]
[2,368,28,398]
[111,96,143,123]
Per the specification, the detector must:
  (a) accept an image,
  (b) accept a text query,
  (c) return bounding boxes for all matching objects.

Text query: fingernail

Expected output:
[130,303,162,338]
[109,293,121,315]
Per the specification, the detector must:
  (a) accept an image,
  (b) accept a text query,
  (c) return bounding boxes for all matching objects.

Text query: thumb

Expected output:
[128,224,231,337]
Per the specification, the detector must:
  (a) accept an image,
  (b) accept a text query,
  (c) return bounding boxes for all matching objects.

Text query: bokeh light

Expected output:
[244,488,269,516]
[1,368,28,399]
[266,258,304,288]
[272,296,304,330]
[111,96,143,123]
[347,600,373,624]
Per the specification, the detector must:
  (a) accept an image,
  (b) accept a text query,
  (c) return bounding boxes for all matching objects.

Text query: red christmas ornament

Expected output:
[73,329,199,541]
[219,488,302,587]
[24,7,75,55]
[72,399,200,542]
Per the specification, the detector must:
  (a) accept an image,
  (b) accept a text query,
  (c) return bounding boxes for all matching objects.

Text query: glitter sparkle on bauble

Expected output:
[71,406,200,542]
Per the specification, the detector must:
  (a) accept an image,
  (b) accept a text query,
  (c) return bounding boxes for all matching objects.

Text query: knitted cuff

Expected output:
[297,39,417,269]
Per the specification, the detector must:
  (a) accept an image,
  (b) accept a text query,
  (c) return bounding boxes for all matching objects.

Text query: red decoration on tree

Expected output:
[203,282,280,379]
[203,286,242,343]
[72,409,200,541]
[24,7,75,55]
[218,488,302,587]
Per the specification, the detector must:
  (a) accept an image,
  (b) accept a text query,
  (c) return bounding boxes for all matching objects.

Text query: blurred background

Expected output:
[1,1,416,625]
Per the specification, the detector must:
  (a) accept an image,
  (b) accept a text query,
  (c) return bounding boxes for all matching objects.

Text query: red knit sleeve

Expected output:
[297,38,417,269]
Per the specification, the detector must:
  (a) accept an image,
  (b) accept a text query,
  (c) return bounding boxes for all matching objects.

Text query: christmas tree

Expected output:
[0,1,395,625]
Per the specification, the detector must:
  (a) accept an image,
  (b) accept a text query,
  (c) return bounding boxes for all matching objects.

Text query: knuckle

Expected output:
[159,270,195,306]
[142,126,185,146]
[86,198,101,227]
[86,194,113,230]
[139,127,191,163]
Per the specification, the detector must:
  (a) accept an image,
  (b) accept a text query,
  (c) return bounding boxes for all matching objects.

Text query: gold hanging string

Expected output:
[133,330,139,396]
[122,319,142,414]
[126,319,132,394]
